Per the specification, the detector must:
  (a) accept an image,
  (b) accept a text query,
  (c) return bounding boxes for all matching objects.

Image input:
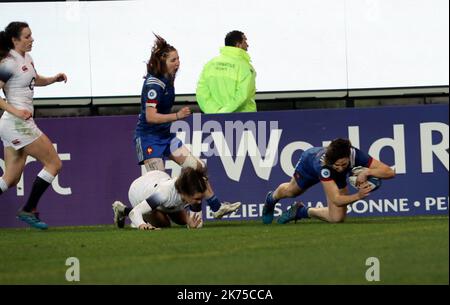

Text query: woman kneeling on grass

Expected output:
[112,167,241,230]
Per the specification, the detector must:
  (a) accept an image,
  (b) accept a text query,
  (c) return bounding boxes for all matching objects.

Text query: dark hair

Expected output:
[325,138,352,165]
[0,22,29,61]
[175,167,208,197]
[147,34,177,79]
[225,30,244,47]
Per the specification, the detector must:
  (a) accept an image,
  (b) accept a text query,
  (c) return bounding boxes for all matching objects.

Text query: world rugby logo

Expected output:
[147,89,157,100]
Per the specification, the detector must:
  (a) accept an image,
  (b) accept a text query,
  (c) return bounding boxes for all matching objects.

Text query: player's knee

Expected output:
[54,159,63,173]
[46,158,62,174]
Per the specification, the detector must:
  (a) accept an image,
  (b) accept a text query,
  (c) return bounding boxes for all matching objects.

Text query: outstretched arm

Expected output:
[35,73,67,86]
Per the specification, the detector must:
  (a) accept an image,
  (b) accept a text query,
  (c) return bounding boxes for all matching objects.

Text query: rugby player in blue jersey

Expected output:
[262,138,395,224]
[132,34,240,219]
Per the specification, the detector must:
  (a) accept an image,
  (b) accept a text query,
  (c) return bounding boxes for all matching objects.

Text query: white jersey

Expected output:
[0,50,41,150]
[128,170,185,213]
[0,49,36,117]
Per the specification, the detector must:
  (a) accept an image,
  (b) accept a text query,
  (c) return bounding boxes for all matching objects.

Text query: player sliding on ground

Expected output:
[263,138,395,224]
[112,167,241,230]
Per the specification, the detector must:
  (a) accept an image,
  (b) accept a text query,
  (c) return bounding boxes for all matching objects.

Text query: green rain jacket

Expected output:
[196,46,257,113]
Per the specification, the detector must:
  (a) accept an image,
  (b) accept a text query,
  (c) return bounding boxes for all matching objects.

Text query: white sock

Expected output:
[38,169,55,184]
[0,178,8,193]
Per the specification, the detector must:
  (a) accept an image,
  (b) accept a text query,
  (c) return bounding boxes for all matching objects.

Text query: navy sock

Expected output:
[266,191,278,209]
[22,177,51,212]
[296,205,310,219]
[206,195,221,212]
[124,207,132,216]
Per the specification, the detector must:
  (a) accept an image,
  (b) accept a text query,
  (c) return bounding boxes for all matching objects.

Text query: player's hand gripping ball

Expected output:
[348,166,381,192]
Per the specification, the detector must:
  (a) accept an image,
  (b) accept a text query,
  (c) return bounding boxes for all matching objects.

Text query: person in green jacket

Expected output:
[196,30,257,113]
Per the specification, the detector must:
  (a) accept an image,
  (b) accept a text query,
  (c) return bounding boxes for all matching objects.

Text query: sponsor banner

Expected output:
[0,105,448,227]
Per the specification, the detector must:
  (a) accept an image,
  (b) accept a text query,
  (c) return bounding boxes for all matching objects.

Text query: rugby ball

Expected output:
[348,166,381,192]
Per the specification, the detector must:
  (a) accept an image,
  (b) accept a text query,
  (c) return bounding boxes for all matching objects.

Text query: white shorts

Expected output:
[128,170,171,207]
[0,114,43,150]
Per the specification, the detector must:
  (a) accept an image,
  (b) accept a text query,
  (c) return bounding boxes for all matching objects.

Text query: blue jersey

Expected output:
[294,146,373,189]
[135,74,175,137]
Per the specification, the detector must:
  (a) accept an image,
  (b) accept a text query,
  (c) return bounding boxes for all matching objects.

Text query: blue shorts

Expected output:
[293,170,320,190]
[134,134,183,165]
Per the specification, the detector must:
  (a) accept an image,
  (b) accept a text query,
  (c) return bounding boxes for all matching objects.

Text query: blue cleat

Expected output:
[262,191,276,224]
[17,210,48,230]
[277,202,305,224]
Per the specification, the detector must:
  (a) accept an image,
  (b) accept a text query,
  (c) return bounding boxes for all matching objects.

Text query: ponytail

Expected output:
[0,30,12,60]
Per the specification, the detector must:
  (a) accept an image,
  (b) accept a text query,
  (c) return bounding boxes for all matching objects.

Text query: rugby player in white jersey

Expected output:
[112,167,238,230]
[0,22,67,229]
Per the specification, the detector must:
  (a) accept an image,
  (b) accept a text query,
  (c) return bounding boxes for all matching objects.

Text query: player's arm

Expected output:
[321,180,371,207]
[35,73,67,86]
[0,80,32,120]
[356,159,395,185]
[143,84,190,124]
[128,192,167,230]
[128,200,152,229]
[145,106,190,124]
[353,148,395,184]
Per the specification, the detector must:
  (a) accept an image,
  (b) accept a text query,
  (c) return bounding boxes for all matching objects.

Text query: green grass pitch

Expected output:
[0,215,448,284]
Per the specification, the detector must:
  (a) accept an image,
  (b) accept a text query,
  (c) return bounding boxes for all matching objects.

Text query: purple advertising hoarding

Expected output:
[0,104,448,228]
